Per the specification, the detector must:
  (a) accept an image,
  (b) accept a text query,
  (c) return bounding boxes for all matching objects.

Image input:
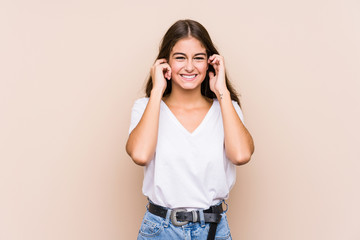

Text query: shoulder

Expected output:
[231,100,241,110]
[130,97,150,115]
[132,97,149,108]
[211,98,241,109]
[231,100,245,124]
[134,97,149,105]
[213,98,245,123]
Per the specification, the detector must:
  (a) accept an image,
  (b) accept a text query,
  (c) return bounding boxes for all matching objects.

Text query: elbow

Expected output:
[233,142,255,166]
[129,153,151,166]
[227,136,255,166]
[232,153,252,166]
[230,146,254,166]
[126,143,152,166]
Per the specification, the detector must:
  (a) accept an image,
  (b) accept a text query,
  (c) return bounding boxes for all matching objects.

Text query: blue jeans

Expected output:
[137,202,232,240]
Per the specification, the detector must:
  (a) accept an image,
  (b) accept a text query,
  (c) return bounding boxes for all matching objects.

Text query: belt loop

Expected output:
[146,197,152,210]
[199,209,205,227]
[223,200,229,213]
[164,209,171,228]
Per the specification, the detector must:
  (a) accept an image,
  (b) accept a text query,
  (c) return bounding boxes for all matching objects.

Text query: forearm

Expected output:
[126,90,163,166]
[218,90,254,165]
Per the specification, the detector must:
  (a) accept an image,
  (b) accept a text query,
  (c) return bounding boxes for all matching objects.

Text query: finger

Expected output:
[166,72,171,80]
[208,71,215,79]
[162,65,172,80]
[155,58,167,65]
[161,63,171,72]
[208,54,218,62]
[165,69,171,80]
[212,57,224,66]
[209,54,220,59]
[156,62,170,73]
[210,58,220,66]
[208,55,216,63]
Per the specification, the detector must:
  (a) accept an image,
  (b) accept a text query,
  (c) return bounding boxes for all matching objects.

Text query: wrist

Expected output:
[216,89,230,100]
[150,88,164,100]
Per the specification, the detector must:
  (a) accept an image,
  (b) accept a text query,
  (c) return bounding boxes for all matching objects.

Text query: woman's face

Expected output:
[168,37,208,91]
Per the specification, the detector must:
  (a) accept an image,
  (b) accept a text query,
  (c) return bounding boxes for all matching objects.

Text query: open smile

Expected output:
[180,74,198,81]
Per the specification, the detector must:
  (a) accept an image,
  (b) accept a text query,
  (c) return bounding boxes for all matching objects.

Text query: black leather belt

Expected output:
[148,202,223,240]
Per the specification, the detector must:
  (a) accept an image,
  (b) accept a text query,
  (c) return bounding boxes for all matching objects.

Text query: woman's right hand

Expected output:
[150,58,171,94]
[126,59,171,166]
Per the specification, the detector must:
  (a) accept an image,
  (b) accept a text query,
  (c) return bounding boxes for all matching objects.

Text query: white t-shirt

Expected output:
[129,98,245,210]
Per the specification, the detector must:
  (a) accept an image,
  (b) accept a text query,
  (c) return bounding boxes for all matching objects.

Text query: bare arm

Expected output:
[218,90,254,165]
[125,59,171,166]
[208,55,254,165]
[126,91,162,166]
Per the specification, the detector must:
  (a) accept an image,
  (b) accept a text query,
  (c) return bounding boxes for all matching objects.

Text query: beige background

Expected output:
[1,0,359,239]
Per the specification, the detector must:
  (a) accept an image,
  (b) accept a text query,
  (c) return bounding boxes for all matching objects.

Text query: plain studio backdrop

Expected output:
[1,0,359,239]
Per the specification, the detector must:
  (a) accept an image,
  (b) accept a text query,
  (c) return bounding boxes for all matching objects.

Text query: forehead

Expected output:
[171,37,206,54]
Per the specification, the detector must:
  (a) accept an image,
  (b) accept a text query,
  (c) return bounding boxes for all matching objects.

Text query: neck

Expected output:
[164,85,209,107]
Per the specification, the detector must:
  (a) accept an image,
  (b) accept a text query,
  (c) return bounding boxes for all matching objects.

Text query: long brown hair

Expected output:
[145,19,241,107]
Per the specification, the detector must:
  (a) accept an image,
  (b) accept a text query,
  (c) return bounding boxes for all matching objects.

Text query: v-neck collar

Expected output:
[161,99,216,136]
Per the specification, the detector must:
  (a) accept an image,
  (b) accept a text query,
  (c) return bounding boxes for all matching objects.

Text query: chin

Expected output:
[177,82,202,91]
[172,77,204,90]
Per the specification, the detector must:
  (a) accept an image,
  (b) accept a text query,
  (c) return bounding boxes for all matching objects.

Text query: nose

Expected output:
[184,60,195,72]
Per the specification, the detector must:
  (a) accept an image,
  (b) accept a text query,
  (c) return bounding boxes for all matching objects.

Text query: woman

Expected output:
[126,19,254,240]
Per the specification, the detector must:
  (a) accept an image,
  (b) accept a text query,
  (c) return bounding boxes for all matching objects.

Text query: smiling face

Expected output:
[168,37,208,91]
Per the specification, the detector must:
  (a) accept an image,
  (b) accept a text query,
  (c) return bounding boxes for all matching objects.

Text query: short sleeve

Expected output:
[232,100,245,126]
[128,98,149,134]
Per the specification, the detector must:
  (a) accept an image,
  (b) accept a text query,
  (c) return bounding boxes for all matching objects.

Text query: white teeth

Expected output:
[181,75,196,79]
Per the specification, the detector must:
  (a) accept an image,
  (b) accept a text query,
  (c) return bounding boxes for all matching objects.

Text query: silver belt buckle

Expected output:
[170,208,189,226]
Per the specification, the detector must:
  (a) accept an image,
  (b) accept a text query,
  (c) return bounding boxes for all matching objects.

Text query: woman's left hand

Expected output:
[208,54,228,97]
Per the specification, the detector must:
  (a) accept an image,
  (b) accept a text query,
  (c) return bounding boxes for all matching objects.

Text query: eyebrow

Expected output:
[172,52,207,57]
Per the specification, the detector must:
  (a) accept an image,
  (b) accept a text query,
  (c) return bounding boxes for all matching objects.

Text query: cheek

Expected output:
[196,63,208,73]
[169,62,183,73]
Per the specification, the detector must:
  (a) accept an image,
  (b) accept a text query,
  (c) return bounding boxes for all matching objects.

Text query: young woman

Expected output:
[126,19,254,240]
